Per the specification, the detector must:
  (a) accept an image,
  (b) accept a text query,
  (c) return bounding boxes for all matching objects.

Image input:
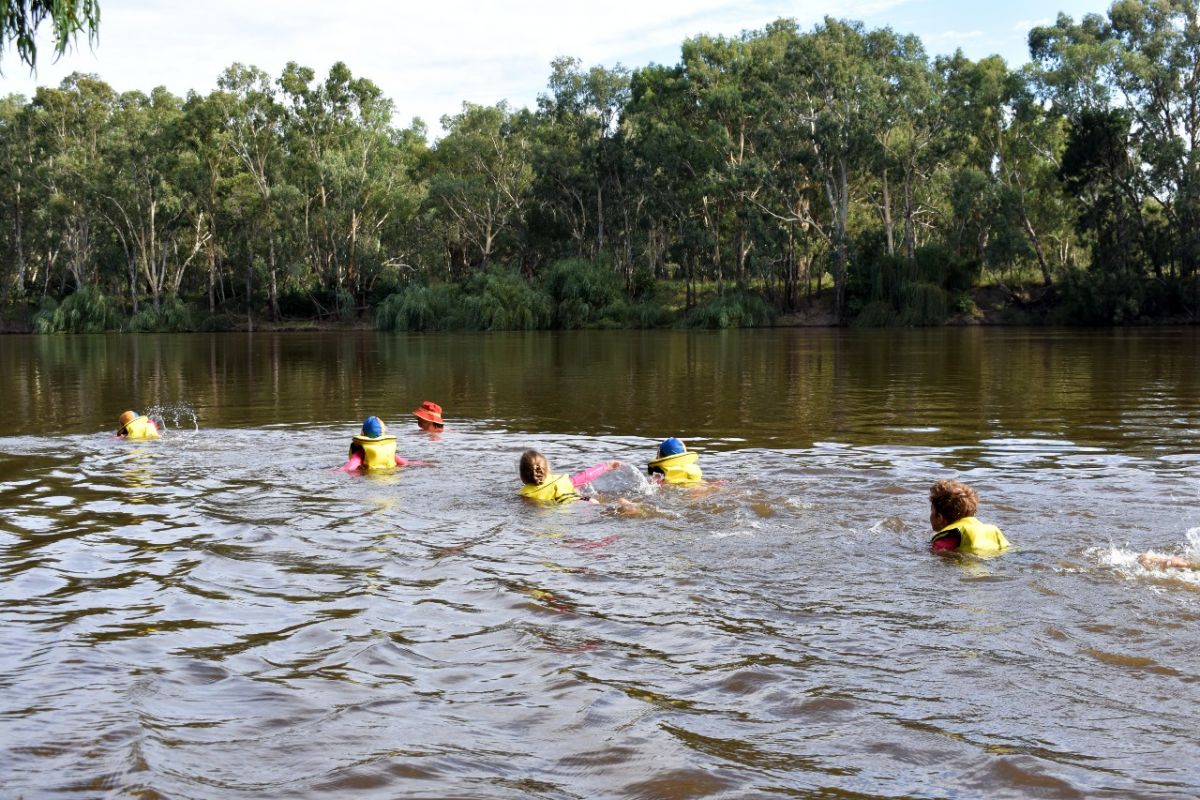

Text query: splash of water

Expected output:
[604,462,657,497]
[145,403,199,434]
[1095,528,1200,585]
[1185,527,1200,559]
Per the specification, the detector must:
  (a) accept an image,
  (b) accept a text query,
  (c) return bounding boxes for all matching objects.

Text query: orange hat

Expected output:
[413,401,443,426]
[118,410,138,430]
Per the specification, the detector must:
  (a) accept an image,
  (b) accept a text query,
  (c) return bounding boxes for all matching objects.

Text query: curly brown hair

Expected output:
[929,479,978,523]
[519,450,549,485]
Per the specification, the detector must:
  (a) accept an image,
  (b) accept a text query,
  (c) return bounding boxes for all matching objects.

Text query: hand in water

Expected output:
[1137,553,1195,570]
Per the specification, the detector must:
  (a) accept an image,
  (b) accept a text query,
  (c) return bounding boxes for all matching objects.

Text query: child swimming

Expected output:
[413,401,444,432]
[928,479,1009,554]
[1136,553,1199,571]
[647,437,703,484]
[518,449,621,504]
[116,410,160,440]
[339,416,409,471]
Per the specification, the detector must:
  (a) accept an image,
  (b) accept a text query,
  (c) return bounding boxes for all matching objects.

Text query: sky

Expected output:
[1,0,1116,135]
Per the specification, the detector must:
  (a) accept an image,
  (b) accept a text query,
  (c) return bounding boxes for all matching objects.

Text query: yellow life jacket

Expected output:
[119,415,160,440]
[647,451,703,485]
[519,473,579,504]
[350,434,397,470]
[931,516,1010,554]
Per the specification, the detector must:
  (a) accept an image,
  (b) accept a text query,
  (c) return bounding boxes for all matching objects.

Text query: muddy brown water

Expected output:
[1,328,1198,798]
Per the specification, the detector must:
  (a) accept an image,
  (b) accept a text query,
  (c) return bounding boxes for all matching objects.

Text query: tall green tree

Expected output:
[425,102,533,273]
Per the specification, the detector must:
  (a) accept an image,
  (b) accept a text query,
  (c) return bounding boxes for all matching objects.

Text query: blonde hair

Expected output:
[519,450,549,485]
[929,479,979,523]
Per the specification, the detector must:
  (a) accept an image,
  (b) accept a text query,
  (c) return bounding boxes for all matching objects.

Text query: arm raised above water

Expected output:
[570,461,621,489]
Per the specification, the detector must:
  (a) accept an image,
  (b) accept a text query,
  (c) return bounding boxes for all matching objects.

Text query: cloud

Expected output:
[1013,18,1053,31]
[0,0,1059,132]
[926,29,985,42]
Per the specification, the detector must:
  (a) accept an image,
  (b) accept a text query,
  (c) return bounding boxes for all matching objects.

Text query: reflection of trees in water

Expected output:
[5,330,1200,453]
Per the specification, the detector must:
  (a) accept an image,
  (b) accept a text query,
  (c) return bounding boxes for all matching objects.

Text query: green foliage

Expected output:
[914,244,980,293]
[618,300,671,328]
[198,313,236,332]
[951,291,980,318]
[685,291,776,328]
[1,0,99,68]
[1057,267,1146,324]
[376,283,460,331]
[32,287,123,333]
[128,297,196,332]
[897,281,948,326]
[540,258,623,328]
[852,300,898,327]
[336,289,355,323]
[6,5,1200,331]
[459,269,550,331]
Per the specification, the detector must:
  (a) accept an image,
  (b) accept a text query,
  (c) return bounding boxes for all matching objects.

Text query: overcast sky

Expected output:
[1,0,1113,135]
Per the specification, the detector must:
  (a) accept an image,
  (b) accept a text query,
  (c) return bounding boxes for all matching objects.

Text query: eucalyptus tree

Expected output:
[0,95,35,296]
[1104,0,1200,281]
[680,26,793,291]
[218,63,288,319]
[279,61,425,306]
[533,57,631,264]
[1030,1,1200,295]
[178,88,237,312]
[27,73,114,294]
[96,86,205,312]
[0,0,98,69]
[625,62,719,307]
[425,101,534,273]
[777,19,891,320]
[868,29,937,262]
[1029,6,1158,317]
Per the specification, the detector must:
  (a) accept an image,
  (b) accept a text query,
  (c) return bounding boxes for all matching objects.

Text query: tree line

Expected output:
[2,1,1199,332]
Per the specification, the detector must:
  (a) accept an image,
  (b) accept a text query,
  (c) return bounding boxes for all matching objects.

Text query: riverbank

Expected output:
[2,279,1194,334]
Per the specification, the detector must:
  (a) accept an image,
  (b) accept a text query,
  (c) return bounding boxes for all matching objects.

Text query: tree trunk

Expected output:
[207,237,216,313]
[268,234,279,320]
[1021,210,1052,287]
[903,170,916,262]
[881,169,894,257]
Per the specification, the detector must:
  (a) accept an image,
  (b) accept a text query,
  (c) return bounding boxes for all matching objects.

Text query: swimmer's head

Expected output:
[119,410,138,430]
[657,437,686,458]
[929,479,978,529]
[519,449,549,485]
[413,401,444,431]
[362,416,386,438]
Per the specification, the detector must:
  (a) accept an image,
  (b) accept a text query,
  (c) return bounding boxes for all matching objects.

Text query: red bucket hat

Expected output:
[413,401,443,426]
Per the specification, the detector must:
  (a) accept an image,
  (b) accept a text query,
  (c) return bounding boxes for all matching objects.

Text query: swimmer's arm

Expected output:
[570,461,621,489]
[1137,553,1199,571]
[336,452,364,472]
[930,528,962,552]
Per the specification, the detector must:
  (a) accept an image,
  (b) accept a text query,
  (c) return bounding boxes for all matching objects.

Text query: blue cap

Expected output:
[658,437,686,457]
[362,416,385,438]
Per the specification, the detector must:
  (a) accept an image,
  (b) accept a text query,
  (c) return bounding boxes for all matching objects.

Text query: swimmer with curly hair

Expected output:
[928,479,1009,554]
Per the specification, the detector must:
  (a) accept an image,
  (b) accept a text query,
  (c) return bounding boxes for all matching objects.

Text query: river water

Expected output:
[1,328,1198,799]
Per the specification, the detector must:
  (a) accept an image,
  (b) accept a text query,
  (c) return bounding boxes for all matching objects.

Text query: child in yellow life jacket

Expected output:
[928,479,1009,554]
[647,437,702,484]
[518,449,620,504]
[339,416,409,472]
[116,410,160,440]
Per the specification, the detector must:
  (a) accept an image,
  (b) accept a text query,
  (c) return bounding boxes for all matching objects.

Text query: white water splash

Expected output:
[145,403,200,435]
[1094,528,1200,585]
